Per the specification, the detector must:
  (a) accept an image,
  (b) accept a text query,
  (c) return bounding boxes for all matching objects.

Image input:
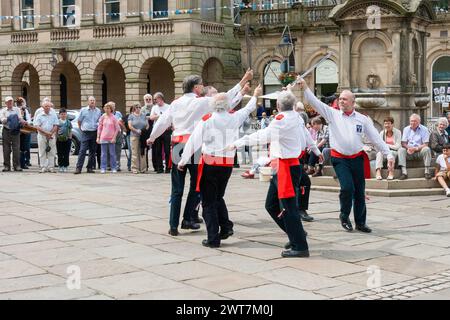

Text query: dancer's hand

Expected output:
[253,84,262,97]
[146,138,153,146]
[177,163,185,171]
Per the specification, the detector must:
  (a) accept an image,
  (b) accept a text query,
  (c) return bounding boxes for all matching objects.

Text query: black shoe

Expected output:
[74,168,82,175]
[300,210,314,222]
[157,169,164,174]
[26,163,31,167]
[220,229,234,240]
[356,224,372,233]
[2,167,11,172]
[168,228,179,236]
[340,215,353,232]
[399,174,408,180]
[193,216,203,224]
[165,168,171,174]
[21,165,29,170]
[425,173,432,180]
[181,220,201,230]
[87,168,95,173]
[116,168,121,172]
[281,249,310,258]
[13,168,23,172]
[202,239,220,248]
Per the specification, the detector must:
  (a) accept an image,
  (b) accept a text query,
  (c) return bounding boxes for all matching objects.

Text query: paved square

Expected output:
[1,160,450,300]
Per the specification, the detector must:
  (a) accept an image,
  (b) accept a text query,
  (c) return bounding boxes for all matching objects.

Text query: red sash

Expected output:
[271,158,300,199]
[196,154,234,192]
[169,134,191,169]
[331,149,371,179]
[298,150,307,160]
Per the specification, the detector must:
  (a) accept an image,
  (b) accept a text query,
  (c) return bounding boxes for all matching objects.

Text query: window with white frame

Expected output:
[61,0,76,27]
[21,0,34,30]
[152,0,168,19]
[105,0,120,23]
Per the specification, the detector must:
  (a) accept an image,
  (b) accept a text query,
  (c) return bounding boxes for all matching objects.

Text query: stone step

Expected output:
[310,185,446,197]
[323,166,432,179]
[310,176,440,190]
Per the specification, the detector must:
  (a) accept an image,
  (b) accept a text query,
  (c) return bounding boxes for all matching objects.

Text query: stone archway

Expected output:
[139,57,175,103]
[202,58,224,92]
[51,62,81,109]
[94,59,126,112]
[11,63,40,110]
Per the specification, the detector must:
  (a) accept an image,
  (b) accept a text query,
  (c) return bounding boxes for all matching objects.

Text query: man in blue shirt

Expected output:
[398,113,432,180]
[74,96,102,174]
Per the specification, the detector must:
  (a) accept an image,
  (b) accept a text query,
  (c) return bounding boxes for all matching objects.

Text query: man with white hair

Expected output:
[398,113,432,180]
[147,70,253,236]
[178,85,262,248]
[142,94,153,116]
[34,101,59,173]
[298,77,394,234]
[227,90,310,258]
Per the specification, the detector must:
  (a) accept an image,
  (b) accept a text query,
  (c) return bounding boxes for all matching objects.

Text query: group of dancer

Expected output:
[147,69,394,258]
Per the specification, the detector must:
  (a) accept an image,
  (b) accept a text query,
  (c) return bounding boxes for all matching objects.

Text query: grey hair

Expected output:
[410,113,421,122]
[437,117,449,128]
[212,93,230,112]
[153,92,165,101]
[277,91,297,112]
[294,101,305,112]
[143,94,152,100]
[183,75,202,94]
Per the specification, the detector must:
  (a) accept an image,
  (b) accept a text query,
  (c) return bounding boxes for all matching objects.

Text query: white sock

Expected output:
[401,167,407,175]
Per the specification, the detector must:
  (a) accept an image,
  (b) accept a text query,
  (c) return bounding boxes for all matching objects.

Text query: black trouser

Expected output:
[265,165,308,251]
[2,128,20,169]
[20,133,31,168]
[56,139,71,167]
[297,164,311,211]
[331,156,366,225]
[153,130,171,171]
[200,165,234,246]
[169,142,201,229]
[76,131,97,170]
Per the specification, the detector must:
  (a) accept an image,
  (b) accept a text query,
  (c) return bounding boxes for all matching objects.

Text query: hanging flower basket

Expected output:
[278,72,298,86]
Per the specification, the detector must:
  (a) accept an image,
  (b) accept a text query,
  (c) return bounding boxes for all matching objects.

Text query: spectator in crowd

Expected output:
[17,97,32,169]
[128,103,149,173]
[446,112,450,136]
[375,116,402,180]
[260,112,270,129]
[122,105,134,171]
[150,92,171,174]
[433,143,450,197]
[74,96,102,174]
[34,97,56,119]
[295,101,309,125]
[141,94,153,116]
[1,96,25,172]
[306,117,329,176]
[399,113,432,180]
[429,117,449,156]
[97,102,121,174]
[256,103,265,120]
[56,108,73,173]
[34,101,59,173]
[109,102,125,172]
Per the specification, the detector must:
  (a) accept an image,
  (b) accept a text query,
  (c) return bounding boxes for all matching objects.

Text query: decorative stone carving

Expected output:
[338,2,400,20]
[415,97,429,107]
[367,71,381,89]
[356,97,387,108]
[410,73,417,86]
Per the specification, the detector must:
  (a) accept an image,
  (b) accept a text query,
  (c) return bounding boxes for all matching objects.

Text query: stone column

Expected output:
[339,32,351,91]
[80,79,96,103]
[141,0,150,21]
[126,0,141,23]
[39,79,52,106]
[391,30,401,88]
[11,0,20,31]
[125,78,145,108]
[94,0,103,25]
[49,0,59,28]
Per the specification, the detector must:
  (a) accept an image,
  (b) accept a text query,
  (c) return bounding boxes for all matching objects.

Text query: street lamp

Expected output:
[278,34,293,73]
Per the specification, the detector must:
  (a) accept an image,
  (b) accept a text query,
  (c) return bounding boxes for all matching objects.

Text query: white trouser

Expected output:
[38,134,56,168]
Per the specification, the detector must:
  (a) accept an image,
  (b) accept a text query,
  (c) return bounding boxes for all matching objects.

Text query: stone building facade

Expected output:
[0,0,242,113]
[237,0,450,128]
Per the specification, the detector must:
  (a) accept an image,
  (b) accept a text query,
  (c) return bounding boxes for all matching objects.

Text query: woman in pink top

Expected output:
[97,102,120,173]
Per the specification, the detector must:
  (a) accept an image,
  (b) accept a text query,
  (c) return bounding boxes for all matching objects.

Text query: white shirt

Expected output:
[150,103,170,122]
[436,154,450,171]
[34,107,57,120]
[34,112,59,135]
[234,110,307,160]
[179,97,257,166]
[150,83,242,141]
[304,88,393,159]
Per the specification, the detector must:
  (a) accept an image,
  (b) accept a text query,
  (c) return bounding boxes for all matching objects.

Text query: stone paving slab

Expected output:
[1,166,450,300]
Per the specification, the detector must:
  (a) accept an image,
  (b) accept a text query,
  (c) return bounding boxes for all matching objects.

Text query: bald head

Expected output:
[338,90,355,113]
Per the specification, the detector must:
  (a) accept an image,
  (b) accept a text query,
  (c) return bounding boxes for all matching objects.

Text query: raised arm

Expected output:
[297,77,335,123]
[235,85,262,125]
